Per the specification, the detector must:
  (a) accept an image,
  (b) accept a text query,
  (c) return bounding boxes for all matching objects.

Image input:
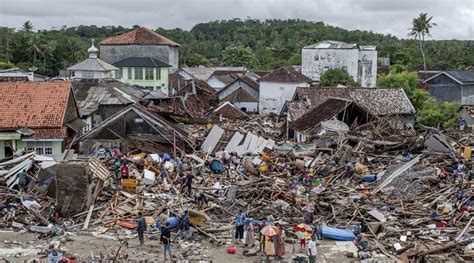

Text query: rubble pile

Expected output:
[0,116,473,262]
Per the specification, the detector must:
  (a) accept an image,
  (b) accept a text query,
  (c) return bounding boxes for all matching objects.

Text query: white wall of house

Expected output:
[234,102,258,113]
[302,48,359,82]
[0,70,34,81]
[294,131,308,143]
[259,81,310,115]
[302,47,377,87]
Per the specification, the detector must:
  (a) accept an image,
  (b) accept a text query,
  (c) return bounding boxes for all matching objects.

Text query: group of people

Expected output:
[136,211,173,261]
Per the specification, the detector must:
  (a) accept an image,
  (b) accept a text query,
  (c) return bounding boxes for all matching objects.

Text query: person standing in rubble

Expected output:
[458,117,467,131]
[245,222,255,247]
[120,161,129,179]
[113,158,122,181]
[137,211,147,246]
[185,171,194,197]
[234,210,246,243]
[303,200,315,224]
[307,235,318,263]
[17,169,28,191]
[161,222,172,261]
[179,210,190,233]
[274,223,286,259]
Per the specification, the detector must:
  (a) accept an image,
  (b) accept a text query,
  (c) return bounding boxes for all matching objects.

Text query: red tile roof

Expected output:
[30,128,68,139]
[260,67,311,83]
[99,27,181,47]
[0,82,72,131]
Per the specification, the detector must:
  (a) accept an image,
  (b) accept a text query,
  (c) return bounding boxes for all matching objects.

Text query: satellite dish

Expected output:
[28,67,38,72]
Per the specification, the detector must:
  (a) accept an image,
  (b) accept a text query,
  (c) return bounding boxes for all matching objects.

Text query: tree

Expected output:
[319,68,358,87]
[222,45,257,69]
[184,53,209,67]
[22,21,34,32]
[409,13,437,71]
[377,69,459,128]
[0,61,15,69]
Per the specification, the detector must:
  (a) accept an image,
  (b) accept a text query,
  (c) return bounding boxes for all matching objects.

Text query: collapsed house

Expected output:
[282,87,416,141]
[0,82,84,159]
[148,80,218,123]
[72,79,148,133]
[290,98,377,142]
[75,104,195,156]
[216,74,260,113]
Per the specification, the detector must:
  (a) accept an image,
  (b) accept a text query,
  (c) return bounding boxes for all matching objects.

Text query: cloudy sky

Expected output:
[1,0,472,40]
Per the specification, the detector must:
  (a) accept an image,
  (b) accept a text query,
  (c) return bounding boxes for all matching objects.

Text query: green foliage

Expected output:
[408,13,437,71]
[320,68,358,86]
[0,61,15,69]
[222,45,257,69]
[377,70,460,128]
[1,19,473,76]
[183,53,209,67]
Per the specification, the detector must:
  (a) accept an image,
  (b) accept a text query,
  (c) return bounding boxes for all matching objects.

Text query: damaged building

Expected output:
[301,40,377,87]
[76,104,195,155]
[282,87,416,140]
[72,79,148,133]
[290,98,377,142]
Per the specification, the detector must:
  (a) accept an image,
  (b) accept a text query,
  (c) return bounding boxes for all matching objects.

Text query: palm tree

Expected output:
[22,21,34,32]
[409,13,437,71]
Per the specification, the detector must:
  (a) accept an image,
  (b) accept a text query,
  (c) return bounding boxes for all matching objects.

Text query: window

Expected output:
[127,68,133,79]
[82,71,94,78]
[145,68,154,80]
[26,141,53,155]
[135,118,144,123]
[134,67,143,80]
[156,68,161,80]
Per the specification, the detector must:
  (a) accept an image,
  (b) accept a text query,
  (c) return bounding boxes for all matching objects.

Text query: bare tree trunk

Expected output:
[420,36,427,71]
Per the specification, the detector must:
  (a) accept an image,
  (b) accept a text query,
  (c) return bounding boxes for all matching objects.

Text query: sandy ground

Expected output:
[0,230,366,262]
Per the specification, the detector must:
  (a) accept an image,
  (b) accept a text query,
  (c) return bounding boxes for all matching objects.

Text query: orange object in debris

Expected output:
[358,188,370,195]
[121,179,137,193]
[117,220,137,229]
[227,245,236,254]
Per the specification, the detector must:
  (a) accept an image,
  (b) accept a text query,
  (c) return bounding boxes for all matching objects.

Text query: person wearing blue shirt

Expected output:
[234,210,246,242]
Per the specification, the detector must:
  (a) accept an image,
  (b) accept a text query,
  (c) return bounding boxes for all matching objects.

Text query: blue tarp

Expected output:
[321,225,355,241]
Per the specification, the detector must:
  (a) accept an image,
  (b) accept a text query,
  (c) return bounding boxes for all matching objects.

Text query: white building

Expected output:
[302,40,377,87]
[0,68,46,81]
[68,40,118,79]
[259,67,311,115]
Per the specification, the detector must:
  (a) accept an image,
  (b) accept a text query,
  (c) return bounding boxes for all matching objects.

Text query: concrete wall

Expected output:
[120,66,170,95]
[259,81,310,115]
[358,50,377,87]
[302,48,377,87]
[100,45,178,71]
[302,48,359,82]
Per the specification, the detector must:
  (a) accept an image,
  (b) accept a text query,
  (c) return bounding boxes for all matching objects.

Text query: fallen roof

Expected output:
[0,82,72,129]
[72,79,146,117]
[260,67,311,83]
[76,103,192,147]
[290,98,371,132]
[67,58,118,71]
[424,70,474,85]
[113,57,171,68]
[290,87,416,117]
[99,27,181,47]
